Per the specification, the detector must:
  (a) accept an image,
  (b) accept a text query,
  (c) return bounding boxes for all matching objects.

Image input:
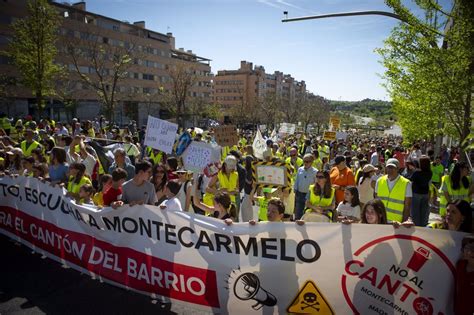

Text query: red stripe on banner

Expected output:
[0,206,219,308]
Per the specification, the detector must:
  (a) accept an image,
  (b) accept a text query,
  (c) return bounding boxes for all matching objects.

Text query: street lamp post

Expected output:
[281,11,405,23]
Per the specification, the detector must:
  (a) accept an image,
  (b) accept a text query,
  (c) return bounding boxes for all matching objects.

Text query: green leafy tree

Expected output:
[377,0,473,153]
[7,0,62,117]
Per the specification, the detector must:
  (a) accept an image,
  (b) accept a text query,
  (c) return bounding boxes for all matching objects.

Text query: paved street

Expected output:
[0,236,207,315]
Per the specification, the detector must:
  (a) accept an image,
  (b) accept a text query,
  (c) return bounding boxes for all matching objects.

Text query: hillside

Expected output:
[329,99,394,121]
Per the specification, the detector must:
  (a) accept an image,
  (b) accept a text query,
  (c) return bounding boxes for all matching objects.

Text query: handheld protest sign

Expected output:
[323,131,336,141]
[182,141,221,173]
[252,161,291,192]
[144,115,178,154]
[329,117,341,131]
[214,125,238,147]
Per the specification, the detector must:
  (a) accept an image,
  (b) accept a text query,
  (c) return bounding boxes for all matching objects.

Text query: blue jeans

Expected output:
[294,191,307,220]
[411,193,430,226]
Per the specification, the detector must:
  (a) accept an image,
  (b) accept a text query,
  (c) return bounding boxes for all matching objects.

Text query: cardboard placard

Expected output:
[144,115,178,154]
[330,117,341,131]
[214,125,238,147]
[323,130,337,141]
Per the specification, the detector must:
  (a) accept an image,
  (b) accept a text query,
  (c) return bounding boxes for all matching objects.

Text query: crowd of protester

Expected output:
[0,113,473,314]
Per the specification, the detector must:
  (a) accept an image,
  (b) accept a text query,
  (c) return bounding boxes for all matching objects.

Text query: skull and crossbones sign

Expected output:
[302,292,320,311]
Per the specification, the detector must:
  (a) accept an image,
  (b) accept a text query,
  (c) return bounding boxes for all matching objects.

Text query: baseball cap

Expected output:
[386,158,400,168]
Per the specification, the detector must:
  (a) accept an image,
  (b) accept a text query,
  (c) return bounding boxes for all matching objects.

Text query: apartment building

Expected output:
[0,0,212,125]
[213,60,306,110]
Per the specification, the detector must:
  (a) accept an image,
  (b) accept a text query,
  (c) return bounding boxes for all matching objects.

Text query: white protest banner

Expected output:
[0,176,465,315]
[279,123,296,135]
[144,115,178,154]
[252,129,267,160]
[182,141,220,173]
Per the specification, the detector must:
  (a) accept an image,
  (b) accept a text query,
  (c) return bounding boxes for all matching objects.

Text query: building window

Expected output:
[102,37,109,44]
[143,73,154,81]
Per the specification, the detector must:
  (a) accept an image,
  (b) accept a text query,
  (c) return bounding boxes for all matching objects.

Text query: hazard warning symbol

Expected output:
[287,280,334,314]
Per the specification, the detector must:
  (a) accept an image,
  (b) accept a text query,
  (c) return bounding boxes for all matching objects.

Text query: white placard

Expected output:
[252,129,267,160]
[144,115,178,154]
[182,141,220,173]
[255,164,286,186]
[279,123,296,135]
[336,131,348,141]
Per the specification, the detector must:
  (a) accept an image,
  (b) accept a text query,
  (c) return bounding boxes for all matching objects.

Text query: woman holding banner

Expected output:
[303,170,335,222]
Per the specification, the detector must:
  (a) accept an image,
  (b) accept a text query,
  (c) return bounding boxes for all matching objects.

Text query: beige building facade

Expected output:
[213,60,306,111]
[0,1,212,125]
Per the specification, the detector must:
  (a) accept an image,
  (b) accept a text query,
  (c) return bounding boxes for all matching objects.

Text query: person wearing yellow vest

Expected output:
[375,158,412,223]
[66,162,92,200]
[20,129,41,157]
[207,155,239,203]
[311,149,323,171]
[254,187,277,221]
[428,199,472,232]
[439,162,473,216]
[304,170,335,221]
[318,141,330,160]
[146,147,163,165]
[286,147,303,181]
[0,113,12,136]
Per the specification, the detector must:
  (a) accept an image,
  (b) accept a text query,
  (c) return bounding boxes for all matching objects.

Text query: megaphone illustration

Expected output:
[233,272,277,310]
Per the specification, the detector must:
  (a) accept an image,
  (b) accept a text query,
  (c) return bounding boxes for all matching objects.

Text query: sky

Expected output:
[81,0,449,102]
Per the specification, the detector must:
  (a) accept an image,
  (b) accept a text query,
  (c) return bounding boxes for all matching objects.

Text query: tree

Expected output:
[299,94,330,134]
[165,60,198,128]
[377,0,473,153]
[258,92,283,129]
[7,0,62,117]
[67,28,136,124]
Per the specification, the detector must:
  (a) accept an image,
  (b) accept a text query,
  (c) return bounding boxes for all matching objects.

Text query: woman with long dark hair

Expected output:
[66,162,91,200]
[152,163,168,206]
[439,162,472,216]
[410,155,433,226]
[304,170,335,221]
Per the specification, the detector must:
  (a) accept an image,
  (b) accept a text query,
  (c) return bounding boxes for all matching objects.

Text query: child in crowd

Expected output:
[250,198,305,225]
[66,162,91,200]
[21,156,35,176]
[32,163,48,179]
[93,174,112,207]
[159,180,182,211]
[254,187,277,221]
[336,186,361,222]
[361,199,387,224]
[104,168,127,208]
[192,177,235,223]
[78,184,95,205]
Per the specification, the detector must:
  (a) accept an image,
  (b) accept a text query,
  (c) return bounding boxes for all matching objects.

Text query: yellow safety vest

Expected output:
[438,175,470,216]
[67,176,92,194]
[20,140,40,157]
[258,197,269,221]
[0,117,11,131]
[286,157,303,181]
[312,158,323,171]
[217,171,238,202]
[376,175,410,223]
[146,147,163,165]
[306,185,335,219]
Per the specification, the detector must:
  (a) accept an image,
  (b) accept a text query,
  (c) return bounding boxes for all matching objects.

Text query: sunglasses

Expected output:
[304,160,312,163]
[316,175,325,179]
